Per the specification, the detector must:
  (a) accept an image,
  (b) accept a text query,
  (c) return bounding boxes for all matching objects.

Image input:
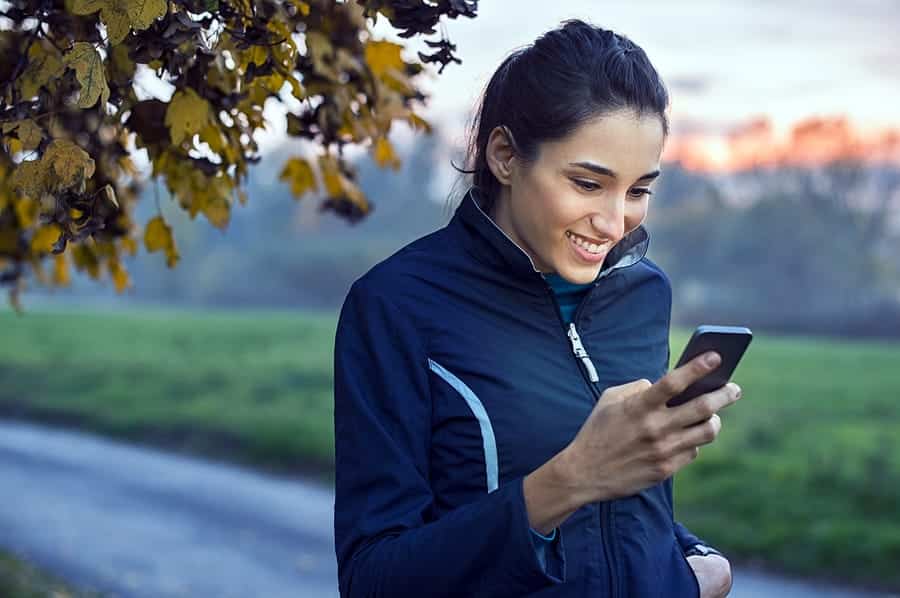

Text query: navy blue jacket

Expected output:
[333,188,711,597]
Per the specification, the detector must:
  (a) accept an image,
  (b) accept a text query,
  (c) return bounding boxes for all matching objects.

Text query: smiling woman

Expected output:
[334,19,737,598]
[483,112,663,280]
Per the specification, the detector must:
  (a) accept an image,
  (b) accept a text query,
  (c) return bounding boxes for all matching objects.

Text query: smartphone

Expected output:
[666,325,753,408]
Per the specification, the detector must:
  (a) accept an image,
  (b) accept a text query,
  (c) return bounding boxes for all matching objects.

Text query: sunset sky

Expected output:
[409,1,900,133]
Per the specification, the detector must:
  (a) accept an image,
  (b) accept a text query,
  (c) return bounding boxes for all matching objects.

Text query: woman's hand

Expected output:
[687,554,733,598]
[559,351,742,504]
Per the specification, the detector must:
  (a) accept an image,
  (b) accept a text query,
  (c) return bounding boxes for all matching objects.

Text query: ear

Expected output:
[485,126,517,186]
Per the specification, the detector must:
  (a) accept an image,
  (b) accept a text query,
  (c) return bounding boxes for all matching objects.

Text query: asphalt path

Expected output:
[0,420,894,598]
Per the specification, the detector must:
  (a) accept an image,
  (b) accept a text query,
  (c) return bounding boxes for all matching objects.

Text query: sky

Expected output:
[400,0,900,138]
[303,0,897,175]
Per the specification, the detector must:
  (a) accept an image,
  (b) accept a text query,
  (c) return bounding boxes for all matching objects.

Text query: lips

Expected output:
[567,230,607,245]
[565,230,611,254]
[566,230,610,264]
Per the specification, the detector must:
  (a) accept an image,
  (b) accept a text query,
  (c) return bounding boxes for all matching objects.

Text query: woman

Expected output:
[333,19,741,598]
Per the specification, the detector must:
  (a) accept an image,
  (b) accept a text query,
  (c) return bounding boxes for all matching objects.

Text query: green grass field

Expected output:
[0,549,107,598]
[1,307,899,590]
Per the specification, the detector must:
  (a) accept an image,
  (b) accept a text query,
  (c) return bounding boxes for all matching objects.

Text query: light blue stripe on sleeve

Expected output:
[427,358,499,493]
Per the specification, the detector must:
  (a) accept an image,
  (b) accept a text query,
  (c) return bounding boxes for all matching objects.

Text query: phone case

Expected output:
[666,325,753,407]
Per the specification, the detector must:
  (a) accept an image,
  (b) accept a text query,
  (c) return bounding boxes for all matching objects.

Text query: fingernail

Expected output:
[704,352,721,368]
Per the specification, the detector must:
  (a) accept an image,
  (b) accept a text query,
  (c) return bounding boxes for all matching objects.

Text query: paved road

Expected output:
[0,419,894,598]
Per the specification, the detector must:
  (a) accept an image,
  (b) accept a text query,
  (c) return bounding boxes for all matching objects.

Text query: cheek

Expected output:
[625,201,650,230]
[522,173,573,234]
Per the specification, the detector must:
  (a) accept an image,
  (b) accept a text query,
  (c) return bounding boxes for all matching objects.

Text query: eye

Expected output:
[629,188,653,199]
[572,178,601,192]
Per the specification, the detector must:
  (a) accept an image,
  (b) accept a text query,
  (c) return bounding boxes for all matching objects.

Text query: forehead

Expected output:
[537,109,665,179]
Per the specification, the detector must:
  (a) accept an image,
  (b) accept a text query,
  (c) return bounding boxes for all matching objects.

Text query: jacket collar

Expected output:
[453,186,650,286]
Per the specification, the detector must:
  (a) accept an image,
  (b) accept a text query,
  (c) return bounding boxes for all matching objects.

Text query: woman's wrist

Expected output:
[523,448,592,535]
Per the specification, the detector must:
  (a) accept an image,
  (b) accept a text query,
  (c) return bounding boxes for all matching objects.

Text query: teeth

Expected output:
[567,230,606,255]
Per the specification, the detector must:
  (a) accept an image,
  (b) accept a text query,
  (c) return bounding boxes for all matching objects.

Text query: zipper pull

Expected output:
[567,322,600,382]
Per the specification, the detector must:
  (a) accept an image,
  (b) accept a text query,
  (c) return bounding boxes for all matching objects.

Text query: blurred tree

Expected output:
[0,0,477,309]
[652,159,900,338]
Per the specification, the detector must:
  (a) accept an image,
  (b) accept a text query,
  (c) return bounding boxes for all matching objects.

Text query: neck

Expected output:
[487,190,550,274]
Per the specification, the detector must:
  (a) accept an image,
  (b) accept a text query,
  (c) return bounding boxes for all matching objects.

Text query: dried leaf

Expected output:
[373,137,400,170]
[65,42,111,107]
[43,139,96,189]
[279,157,318,198]
[30,224,62,253]
[166,88,212,145]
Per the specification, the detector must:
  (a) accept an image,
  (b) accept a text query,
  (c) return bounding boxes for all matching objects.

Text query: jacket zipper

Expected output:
[567,322,599,383]
[543,284,621,598]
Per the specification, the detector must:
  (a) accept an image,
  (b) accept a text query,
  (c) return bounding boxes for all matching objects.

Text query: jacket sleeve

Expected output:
[333,279,567,598]
[529,527,559,571]
[673,520,713,553]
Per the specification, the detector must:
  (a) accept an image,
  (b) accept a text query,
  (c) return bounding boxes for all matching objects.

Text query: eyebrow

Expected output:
[569,161,661,182]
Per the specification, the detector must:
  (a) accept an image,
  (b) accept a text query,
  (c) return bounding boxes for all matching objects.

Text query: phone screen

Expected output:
[666,325,752,408]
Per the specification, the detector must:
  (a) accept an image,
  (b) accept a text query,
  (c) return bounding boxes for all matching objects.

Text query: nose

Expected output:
[589,197,626,241]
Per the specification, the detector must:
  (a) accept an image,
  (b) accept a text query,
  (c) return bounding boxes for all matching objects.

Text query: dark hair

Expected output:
[453,19,669,205]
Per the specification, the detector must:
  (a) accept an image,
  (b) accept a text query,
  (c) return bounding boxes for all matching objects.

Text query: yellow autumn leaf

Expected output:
[10,161,48,200]
[373,137,401,170]
[43,139,96,190]
[144,215,172,252]
[243,45,268,69]
[165,245,180,268]
[203,196,231,229]
[285,74,305,100]
[143,215,180,267]
[108,259,130,293]
[340,178,368,213]
[65,42,111,108]
[13,197,38,228]
[67,0,105,16]
[30,224,62,253]
[288,0,310,16]
[71,244,101,279]
[7,138,23,155]
[108,42,136,81]
[5,120,43,151]
[199,124,226,156]
[127,0,166,30]
[318,154,344,199]
[53,253,71,286]
[364,40,405,78]
[20,120,43,150]
[17,43,64,99]
[279,157,318,198]
[69,0,165,45]
[120,236,138,256]
[318,155,368,212]
[166,89,212,145]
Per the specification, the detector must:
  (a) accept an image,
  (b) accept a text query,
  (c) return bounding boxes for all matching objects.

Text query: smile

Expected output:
[566,230,610,255]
